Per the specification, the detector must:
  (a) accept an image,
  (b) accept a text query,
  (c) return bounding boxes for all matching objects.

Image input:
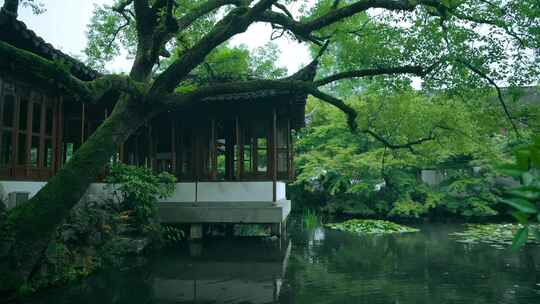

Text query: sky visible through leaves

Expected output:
[2,0,313,74]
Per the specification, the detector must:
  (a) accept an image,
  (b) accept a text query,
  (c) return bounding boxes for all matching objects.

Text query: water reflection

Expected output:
[153,239,291,304]
[281,223,540,304]
[27,238,291,304]
[26,223,540,304]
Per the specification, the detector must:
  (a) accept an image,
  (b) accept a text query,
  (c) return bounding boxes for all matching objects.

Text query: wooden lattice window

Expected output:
[0,78,58,180]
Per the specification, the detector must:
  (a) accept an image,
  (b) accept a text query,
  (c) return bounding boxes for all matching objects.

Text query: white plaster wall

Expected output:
[276,182,286,201]
[0,181,47,202]
[0,181,286,207]
[421,170,447,186]
[197,182,275,202]
[161,183,196,202]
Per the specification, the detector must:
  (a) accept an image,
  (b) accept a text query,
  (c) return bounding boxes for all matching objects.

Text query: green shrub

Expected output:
[162,224,185,244]
[105,163,176,226]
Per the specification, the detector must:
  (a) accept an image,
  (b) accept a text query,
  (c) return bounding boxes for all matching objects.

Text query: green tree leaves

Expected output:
[501,198,538,214]
[293,88,509,219]
[512,226,529,250]
[497,136,540,249]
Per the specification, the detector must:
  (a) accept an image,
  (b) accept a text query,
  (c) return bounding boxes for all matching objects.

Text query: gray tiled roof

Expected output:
[0,12,99,81]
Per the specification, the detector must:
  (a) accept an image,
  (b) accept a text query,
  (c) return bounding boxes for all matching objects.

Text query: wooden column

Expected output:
[12,90,20,174]
[38,97,46,169]
[235,116,241,180]
[10,85,17,177]
[288,118,293,181]
[272,108,277,202]
[55,97,63,171]
[226,121,234,180]
[194,127,200,181]
[24,96,32,175]
[118,144,124,163]
[210,118,216,179]
[171,119,176,174]
[0,78,3,173]
[0,77,3,165]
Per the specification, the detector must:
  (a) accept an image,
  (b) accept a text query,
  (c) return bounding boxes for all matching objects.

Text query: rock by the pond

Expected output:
[24,198,160,293]
[325,219,420,234]
[106,237,151,255]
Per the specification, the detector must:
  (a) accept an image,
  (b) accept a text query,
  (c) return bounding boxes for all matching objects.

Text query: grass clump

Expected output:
[325,219,419,234]
[302,209,321,229]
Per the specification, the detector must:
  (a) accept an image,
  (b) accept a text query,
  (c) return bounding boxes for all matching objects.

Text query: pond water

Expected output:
[27,222,540,304]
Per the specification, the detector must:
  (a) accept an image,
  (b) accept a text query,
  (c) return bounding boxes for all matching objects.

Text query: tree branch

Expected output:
[314,65,430,87]
[272,2,293,19]
[149,1,276,96]
[0,0,19,17]
[362,128,435,151]
[112,0,134,14]
[309,89,358,130]
[88,75,146,103]
[448,10,529,47]
[176,0,249,31]
[457,59,521,137]
[255,0,442,41]
[149,0,251,74]
[129,0,158,81]
[106,21,131,52]
[0,41,144,103]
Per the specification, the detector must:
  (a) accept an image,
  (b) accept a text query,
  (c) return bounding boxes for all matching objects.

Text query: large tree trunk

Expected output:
[0,95,150,296]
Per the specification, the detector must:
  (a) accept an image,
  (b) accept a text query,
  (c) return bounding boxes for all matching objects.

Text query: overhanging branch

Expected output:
[255,0,442,42]
[0,0,19,17]
[363,128,435,151]
[0,40,144,103]
[314,65,429,87]
[149,1,276,96]
[457,59,521,137]
[309,88,358,130]
[176,0,250,31]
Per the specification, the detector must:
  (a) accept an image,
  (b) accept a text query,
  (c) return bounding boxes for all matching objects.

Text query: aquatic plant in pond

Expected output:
[325,219,419,234]
[302,209,321,229]
[449,223,540,249]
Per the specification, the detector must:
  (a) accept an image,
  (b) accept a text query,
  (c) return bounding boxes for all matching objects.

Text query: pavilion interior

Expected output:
[1,74,304,183]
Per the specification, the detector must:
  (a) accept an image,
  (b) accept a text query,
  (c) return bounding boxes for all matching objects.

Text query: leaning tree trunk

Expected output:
[0,95,150,296]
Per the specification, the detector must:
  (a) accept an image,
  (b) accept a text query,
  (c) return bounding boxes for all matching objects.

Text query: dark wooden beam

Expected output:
[287,117,293,181]
[38,96,46,168]
[171,119,176,174]
[272,107,277,202]
[235,116,241,180]
[0,77,4,171]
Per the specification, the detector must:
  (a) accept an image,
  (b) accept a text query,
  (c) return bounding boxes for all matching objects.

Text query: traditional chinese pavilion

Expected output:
[0,16,306,236]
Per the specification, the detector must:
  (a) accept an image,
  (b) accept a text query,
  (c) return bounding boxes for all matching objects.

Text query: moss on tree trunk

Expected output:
[0,95,150,296]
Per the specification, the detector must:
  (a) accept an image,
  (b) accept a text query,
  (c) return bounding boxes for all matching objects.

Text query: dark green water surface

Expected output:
[26,223,540,304]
